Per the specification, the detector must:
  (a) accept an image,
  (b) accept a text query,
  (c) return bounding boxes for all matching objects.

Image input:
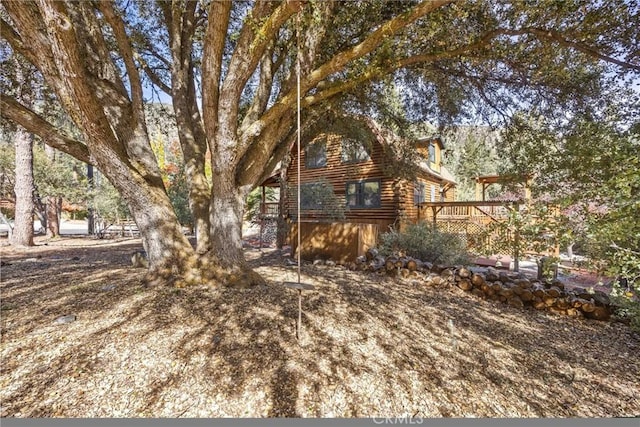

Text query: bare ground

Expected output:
[1,237,639,418]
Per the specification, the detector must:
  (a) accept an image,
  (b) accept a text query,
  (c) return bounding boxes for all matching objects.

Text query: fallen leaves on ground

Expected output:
[0,237,639,417]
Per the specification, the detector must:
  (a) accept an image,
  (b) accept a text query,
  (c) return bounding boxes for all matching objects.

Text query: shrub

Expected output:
[607,247,640,331]
[379,221,471,265]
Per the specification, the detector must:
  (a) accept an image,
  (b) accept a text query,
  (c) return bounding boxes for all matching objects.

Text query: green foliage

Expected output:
[472,202,556,259]
[166,170,193,227]
[0,143,15,206]
[379,221,471,265]
[33,147,86,204]
[245,186,277,222]
[91,177,129,224]
[607,246,640,331]
[0,140,86,219]
[441,126,500,201]
[498,89,640,327]
[289,178,346,221]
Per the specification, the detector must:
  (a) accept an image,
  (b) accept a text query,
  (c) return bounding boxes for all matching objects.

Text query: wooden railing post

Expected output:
[432,206,437,230]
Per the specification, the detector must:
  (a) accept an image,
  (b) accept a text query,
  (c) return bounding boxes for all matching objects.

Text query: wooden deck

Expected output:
[417,200,526,270]
[417,200,521,224]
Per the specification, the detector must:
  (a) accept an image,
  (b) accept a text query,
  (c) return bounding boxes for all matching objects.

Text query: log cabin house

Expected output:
[264,115,457,261]
[259,117,546,268]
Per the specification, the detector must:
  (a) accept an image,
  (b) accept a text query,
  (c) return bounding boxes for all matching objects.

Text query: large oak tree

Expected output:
[1,0,638,286]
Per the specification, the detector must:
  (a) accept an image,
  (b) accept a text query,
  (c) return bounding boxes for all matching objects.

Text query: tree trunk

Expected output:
[46,196,62,237]
[206,171,265,287]
[166,4,211,254]
[33,196,47,234]
[172,78,211,254]
[11,128,35,247]
[84,136,198,284]
[107,172,195,279]
[87,164,95,235]
[209,184,244,266]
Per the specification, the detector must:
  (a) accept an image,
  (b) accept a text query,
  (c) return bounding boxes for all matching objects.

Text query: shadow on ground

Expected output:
[1,243,639,417]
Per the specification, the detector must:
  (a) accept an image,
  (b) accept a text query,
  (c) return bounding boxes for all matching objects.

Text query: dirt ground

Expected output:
[1,236,639,418]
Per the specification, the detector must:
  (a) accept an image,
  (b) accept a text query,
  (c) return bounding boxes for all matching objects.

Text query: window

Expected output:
[305,138,326,168]
[346,179,381,208]
[414,181,426,204]
[341,138,370,163]
[428,143,436,164]
[300,183,325,209]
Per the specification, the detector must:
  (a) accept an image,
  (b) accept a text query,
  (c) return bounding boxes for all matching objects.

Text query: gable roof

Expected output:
[344,116,456,184]
[308,114,456,185]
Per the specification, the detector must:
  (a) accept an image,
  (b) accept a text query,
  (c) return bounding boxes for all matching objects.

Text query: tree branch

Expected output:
[0,95,91,164]
[99,2,145,123]
[239,42,276,135]
[1,3,64,91]
[506,27,640,72]
[137,57,172,95]
[301,0,453,92]
[302,27,502,108]
[218,1,300,147]
[0,17,39,66]
[242,0,453,143]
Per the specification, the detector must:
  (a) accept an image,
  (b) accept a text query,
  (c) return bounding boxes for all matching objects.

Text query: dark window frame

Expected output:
[414,181,426,205]
[345,178,381,209]
[305,138,327,169]
[428,143,436,164]
[341,138,371,164]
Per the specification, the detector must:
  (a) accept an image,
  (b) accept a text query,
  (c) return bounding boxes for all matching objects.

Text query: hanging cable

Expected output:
[282,7,314,344]
[296,9,301,284]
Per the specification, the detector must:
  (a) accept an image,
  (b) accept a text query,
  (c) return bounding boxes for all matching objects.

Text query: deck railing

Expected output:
[418,200,518,224]
[417,200,525,263]
[259,202,280,218]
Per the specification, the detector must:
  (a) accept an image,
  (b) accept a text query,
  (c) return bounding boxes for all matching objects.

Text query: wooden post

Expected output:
[432,206,437,229]
[297,289,302,340]
[283,281,315,342]
[259,186,266,250]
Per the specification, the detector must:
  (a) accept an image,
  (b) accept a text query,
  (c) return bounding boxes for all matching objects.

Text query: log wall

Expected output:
[290,222,379,262]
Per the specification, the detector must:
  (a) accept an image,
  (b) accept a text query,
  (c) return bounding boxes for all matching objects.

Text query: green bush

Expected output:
[379,221,471,265]
[610,288,640,332]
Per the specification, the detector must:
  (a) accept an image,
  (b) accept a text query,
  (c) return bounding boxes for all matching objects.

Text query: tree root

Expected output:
[143,255,266,288]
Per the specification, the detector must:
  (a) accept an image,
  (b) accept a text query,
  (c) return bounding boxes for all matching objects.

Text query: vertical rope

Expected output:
[296,11,301,284]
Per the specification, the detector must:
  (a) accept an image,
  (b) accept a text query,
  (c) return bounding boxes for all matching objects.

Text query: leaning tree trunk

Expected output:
[11,127,35,247]
[110,179,193,273]
[84,136,199,285]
